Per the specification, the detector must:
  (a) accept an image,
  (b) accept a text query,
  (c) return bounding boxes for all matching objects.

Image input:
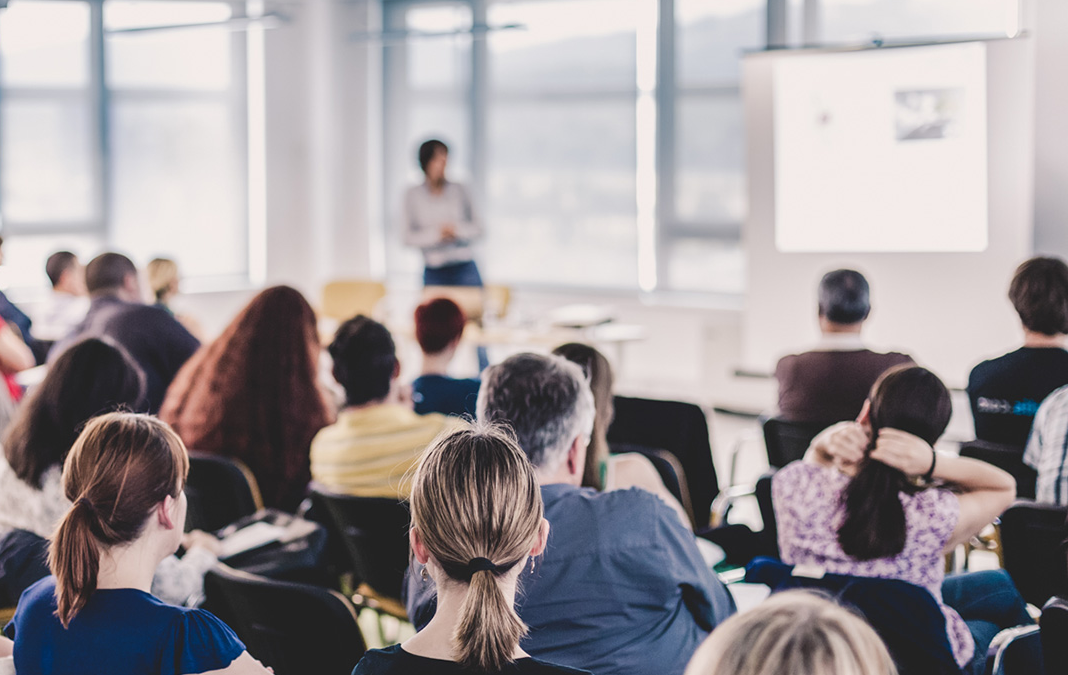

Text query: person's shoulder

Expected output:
[352,645,418,674]
[518,657,592,674]
[18,575,56,608]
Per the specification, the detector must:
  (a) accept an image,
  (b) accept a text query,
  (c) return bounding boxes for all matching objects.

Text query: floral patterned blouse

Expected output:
[772,461,973,667]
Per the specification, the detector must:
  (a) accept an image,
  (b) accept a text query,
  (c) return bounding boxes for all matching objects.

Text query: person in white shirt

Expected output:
[32,251,89,342]
[403,139,484,287]
[1024,383,1068,505]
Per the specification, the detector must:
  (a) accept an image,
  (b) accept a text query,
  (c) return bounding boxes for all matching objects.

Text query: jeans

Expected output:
[423,260,482,287]
[942,569,1033,675]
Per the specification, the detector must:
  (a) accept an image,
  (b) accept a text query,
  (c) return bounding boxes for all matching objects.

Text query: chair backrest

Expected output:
[762,417,832,469]
[609,442,695,528]
[754,471,779,559]
[998,500,1068,607]
[607,395,718,524]
[309,489,411,600]
[959,440,1036,500]
[745,558,962,675]
[203,564,366,675]
[986,625,1043,675]
[1040,596,1068,675]
[185,451,263,533]
[320,280,387,322]
[0,529,49,607]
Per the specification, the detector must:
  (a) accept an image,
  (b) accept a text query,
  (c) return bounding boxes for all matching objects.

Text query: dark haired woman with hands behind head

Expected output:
[352,423,589,675]
[773,365,1031,675]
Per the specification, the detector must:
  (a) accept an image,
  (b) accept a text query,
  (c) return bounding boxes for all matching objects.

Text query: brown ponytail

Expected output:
[48,412,189,627]
[410,423,544,673]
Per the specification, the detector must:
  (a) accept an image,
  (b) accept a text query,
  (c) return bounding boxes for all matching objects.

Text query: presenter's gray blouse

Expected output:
[403,181,482,269]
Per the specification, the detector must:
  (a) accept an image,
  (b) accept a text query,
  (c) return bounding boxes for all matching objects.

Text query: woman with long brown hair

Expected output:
[3,412,271,674]
[353,423,587,675]
[160,285,333,511]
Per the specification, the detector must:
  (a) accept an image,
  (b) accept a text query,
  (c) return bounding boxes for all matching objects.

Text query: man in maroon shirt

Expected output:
[776,269,913,424]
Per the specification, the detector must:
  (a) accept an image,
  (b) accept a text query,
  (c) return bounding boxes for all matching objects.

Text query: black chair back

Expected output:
[754,471,779,559]
[309,489,411,600]
[745,557,962,675]
[986,626,1043,675]
[607,395,717,524]
[959,441,1036,500]
[610,442,694,527]
[762,417,832,468]
[185,451,262,533]
[203,564,365,675]
[999,500,1068,607]
[0,529,49,606]
[1040,597,1068,675]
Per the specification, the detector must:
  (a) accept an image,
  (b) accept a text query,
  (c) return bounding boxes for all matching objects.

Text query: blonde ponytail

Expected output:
[455,567,529,672]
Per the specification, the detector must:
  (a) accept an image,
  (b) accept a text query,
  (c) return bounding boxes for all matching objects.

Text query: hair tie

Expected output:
[466,557,498,576]
[75,496,97,514]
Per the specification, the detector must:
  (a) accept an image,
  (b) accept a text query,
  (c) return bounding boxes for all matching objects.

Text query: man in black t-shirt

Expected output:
[968,257,1068,447]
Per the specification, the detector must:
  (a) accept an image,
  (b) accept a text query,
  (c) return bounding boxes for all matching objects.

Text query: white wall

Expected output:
[741,39,1036,390]
[1033,0,1068,256]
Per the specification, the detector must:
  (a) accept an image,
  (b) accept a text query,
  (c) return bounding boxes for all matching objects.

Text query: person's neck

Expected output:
[95,538,163,593]
[91,289,137,304]
[1022,331,1067,348]
[420,349,456,377]
[820,322,863,335]
[343,396,389,412]
[427,177,446,194]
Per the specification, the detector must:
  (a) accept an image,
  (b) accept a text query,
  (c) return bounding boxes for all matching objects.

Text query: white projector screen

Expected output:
[774,42,989,253]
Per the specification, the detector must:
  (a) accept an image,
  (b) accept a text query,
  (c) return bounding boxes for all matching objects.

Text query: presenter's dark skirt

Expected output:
[424,260,483,287]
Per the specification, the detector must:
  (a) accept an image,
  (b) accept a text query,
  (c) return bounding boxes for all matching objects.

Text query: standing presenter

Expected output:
[403,139,484,287]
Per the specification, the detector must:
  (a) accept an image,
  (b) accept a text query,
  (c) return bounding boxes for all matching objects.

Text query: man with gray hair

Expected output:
[776,269,913,423]
[406,352,735,675]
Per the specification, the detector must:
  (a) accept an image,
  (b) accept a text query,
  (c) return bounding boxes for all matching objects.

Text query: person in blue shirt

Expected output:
[407,353,736,675]
[3,412,271,675]
[411,297,480,418]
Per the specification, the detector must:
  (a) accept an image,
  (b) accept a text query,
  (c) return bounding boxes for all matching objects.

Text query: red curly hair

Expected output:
[159,286,332,511]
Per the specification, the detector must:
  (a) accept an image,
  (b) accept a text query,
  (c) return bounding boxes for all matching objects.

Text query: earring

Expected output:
[421,566,429,581]
[529,558,536,575]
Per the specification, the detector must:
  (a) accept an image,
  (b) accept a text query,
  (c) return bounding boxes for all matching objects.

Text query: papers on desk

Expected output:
[547,304,614,329]
[217,518,319,560]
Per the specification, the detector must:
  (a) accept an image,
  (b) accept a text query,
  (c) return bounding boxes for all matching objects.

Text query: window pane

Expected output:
[663,238,745,293]
[488,0,641,92]
[1,98,96,222]
[0,233,103,291]
[821,0,1017,44]
[105,2,232,90]
[675,95,746,225]
[0,1,90,88]
[110,99,245,278]
[405,5,472,92]
[485,99,637,288]
[676,0,764,87]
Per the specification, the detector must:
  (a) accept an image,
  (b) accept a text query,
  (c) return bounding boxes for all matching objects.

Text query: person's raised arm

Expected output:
[869,429,1016,552]
[0,321,35,373]
[200,651,273,674]
[803,421,868,475]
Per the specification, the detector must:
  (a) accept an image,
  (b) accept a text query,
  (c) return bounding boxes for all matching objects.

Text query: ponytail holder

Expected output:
[76,496,96,512]
[466,557,498,576]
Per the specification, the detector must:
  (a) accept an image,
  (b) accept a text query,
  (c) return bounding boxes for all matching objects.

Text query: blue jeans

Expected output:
[941,569,1033,675]
[423,260,482,287]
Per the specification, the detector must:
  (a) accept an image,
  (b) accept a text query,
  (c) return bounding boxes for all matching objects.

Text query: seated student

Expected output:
[552,342,690,526]
[776,269,913,424]
[147,257,204,341]
[311,315,460,498]
[3,412,271,675]
[160,286,333,512]
[411,297,480,417]
[408,353,735,675]
[969,256,1068,446]
[32,251,89,342]
[1023,383,1068,504]
[684,591,897,675]
[0,237,35,348]
[51,252,200,413]
[354,423,588,675]
[774,365,1029,674]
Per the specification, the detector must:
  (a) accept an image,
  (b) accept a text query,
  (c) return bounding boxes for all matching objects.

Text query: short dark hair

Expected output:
[818,269,871,325]
[46,251,78,288]
[85,252,137,294]
[1009,257,1068,336]
[418,139,448,173]
[415,298,466,355]
[329,315,397,406]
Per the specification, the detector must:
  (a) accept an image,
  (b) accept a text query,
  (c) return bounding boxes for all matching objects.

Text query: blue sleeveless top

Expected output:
[4,576,246,675]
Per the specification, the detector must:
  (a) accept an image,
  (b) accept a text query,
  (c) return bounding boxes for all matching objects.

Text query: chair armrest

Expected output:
[710,484,755,528]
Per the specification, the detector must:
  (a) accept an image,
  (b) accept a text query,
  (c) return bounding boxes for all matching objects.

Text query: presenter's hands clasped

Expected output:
[440,224,458,242]
[870,429,935,478]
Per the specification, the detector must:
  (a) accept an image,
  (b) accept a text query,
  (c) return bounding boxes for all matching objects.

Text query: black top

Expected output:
[968,346,1068,446]
[352,644,590,675]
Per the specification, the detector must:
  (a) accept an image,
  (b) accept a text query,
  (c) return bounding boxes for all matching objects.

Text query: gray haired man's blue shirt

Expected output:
[405,483,736,675]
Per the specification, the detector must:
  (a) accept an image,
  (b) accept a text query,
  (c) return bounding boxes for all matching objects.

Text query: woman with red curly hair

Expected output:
[160,286,333,512]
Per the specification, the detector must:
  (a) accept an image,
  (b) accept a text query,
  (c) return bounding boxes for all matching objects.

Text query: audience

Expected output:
[552,342,690,526]
[684,591,897,675]
[774,365,1029,674]
[1023,383,1068,504]
[51,252,200,413]
[411,297,480,417]
[160,286,333,512]
[775,269,913,424]
[407,353,735,675]
[311,315,460,498]
[968,256,1068,446]
[147,257,203,340]
[32,251,89,342]
[3,413,271,674]
[354,423,587,675]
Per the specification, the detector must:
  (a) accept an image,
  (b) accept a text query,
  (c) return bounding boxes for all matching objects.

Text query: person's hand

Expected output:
[182,530,222,556]
[440,224,458,241]
[811,421,869,474]
[870,428,934,478]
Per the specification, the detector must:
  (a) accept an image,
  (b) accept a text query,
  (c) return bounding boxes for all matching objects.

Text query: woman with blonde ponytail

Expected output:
[353,423,589,675]
[3,412,271,675]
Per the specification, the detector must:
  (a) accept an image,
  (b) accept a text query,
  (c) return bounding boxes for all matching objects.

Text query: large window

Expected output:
[0,0,248,290]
